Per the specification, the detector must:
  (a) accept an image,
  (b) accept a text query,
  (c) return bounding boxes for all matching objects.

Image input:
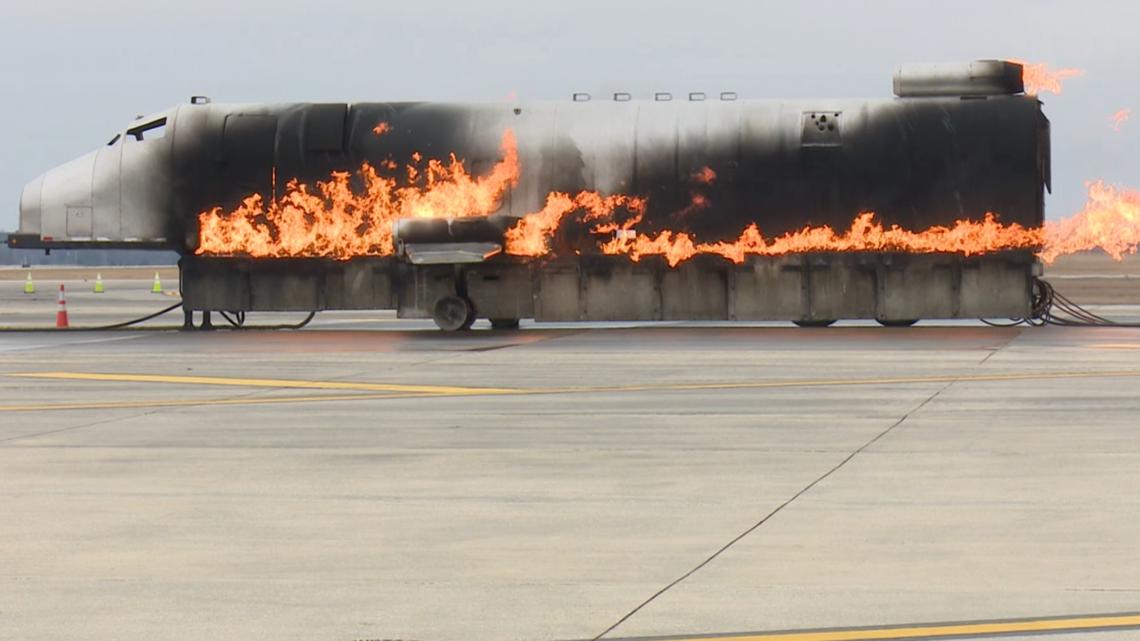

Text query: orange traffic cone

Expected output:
[56,284,69,328]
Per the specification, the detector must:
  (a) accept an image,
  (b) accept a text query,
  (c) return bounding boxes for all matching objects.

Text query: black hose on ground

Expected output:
[0,302,316,332]
[219,310,246,328]
[219,310,316,330]
[89,301,186,329]
[0,301,186,332]
[982,278,1140,328]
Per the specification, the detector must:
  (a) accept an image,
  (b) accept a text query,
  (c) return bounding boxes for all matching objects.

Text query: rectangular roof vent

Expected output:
[893,60,1024,97]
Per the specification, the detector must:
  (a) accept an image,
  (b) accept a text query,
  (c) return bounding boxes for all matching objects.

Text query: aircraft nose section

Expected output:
[18,174,44,234]
[37,151,98,240]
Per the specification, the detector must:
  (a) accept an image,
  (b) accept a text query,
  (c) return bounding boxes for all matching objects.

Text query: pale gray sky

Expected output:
[2,0,1137,231]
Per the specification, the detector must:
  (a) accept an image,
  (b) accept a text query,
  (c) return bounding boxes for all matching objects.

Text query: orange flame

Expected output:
[1010,59,1083,95]
[372,122,391,136]
[692,166,717,185]
[196,130,519,258]
[1039,180,1140,262]
[198,124,1140,268]
[592,181,1140,266]
[1110,108,1131,132]
[598,213,1046,267]
[503,192,646,257]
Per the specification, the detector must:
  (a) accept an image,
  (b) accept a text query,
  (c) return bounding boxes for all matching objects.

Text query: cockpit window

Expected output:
[106,134,121,146]
[126,118,167,142]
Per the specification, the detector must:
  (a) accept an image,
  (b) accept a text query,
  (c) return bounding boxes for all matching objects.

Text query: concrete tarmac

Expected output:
[1,280,1140,641]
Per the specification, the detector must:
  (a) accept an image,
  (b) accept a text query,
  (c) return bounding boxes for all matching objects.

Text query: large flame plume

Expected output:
[587,182,1140,266]
[198,125,1140,266]
[1011,59,1083,95]
[1039,181,1140,262]
[197,129,520,259]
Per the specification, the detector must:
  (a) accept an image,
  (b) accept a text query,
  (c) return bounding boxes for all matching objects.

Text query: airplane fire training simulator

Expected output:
[3,4,1140,641]
[11,59,1127,330]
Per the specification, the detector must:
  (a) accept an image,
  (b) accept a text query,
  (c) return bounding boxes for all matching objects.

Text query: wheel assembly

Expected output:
[461,303,477,330]
[793,319,836,328]
[432,295,474,332]
[877,319,919,327]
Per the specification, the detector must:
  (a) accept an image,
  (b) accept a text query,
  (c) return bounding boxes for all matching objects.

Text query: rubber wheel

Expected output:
[877,319,919,327]
[461,304,477,330]
[793,319,836,328]
[489,318,520,330]
[433,295,474,332]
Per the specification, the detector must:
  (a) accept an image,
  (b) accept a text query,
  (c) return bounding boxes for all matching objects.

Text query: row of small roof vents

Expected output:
[185,62,1018,107]
[574,61,1027,102]
[573,91,738,102]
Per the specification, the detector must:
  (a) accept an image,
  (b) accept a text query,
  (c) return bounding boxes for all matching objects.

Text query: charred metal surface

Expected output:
[180,251,1035,323]
[15,62,1046,253]
[179,94,1043,247]
[393,217,515,245]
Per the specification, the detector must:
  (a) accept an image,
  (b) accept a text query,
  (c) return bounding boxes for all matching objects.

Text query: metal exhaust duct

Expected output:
[893,60,1024,97]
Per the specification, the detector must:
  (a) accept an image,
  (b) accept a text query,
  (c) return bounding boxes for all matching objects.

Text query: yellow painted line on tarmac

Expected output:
[5,369,1140,413]
[0,391,428,412]
[10,371,514,395]
[652,611,1140,641]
